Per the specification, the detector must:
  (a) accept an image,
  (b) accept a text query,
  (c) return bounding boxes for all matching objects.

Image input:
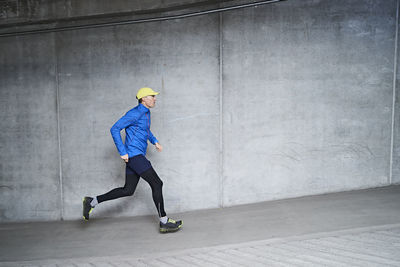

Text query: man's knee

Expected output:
[155,179,163,190]
[122,186,135,196]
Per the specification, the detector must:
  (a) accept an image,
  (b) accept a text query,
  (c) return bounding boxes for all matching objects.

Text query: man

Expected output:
[82,87,182,233]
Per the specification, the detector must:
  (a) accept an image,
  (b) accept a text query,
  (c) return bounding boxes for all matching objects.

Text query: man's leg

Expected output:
[140,167,166,217]
[96,172,140,203]
[83,169,140,221]
[140,167,182,232]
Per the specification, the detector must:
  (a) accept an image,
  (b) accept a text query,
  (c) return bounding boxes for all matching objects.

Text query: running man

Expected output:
[83,87,182,233]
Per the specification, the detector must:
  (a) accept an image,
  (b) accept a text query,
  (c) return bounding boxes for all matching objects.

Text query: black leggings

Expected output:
[96,167,166,217]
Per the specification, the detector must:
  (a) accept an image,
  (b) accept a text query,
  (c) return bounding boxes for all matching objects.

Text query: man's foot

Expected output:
[159,218,183,233]
[82,197,94,221]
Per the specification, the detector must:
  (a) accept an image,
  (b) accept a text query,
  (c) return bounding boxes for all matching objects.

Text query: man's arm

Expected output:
[110,110,139,157]
[149,130,163,152]
[148,130,158,145]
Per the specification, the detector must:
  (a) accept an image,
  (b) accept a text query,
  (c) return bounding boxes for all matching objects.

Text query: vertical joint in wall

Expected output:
[219,10,224,208]
[390,0,399,185]
[54,32,64,220]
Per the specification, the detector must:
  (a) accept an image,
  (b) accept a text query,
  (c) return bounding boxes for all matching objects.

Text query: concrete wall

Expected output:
[222,0,397,205]
[0,0,398,222]
[0,33,61,221]
[0,0,232,24]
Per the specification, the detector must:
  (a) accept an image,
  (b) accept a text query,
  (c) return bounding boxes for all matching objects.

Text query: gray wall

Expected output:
[0,33,61,221]
[0,0,399,222]
[0,0,231,22]
[222,0,397,205]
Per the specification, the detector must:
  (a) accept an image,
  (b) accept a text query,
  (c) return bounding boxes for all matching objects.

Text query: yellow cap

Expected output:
[136,87,159,100]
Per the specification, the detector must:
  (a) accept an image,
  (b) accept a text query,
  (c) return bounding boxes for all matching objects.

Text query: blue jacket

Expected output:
[110,103,158,157]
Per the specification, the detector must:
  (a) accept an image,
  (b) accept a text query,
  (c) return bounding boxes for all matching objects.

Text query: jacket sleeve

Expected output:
[110,110,140,156]
[148,130,158,145]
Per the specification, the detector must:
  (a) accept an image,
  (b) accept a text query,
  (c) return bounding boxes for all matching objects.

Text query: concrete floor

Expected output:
[1,185,400,266]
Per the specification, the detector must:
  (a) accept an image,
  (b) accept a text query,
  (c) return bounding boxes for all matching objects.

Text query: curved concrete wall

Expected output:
[0,0,399,222]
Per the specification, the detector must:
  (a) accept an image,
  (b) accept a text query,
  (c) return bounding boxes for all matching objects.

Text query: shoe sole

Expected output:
[159,222,183,233]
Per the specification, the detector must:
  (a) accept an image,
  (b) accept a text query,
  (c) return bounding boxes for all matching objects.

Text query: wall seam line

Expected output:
[390,0,399,185]
[219,11,224,208]
[54,32,64,220]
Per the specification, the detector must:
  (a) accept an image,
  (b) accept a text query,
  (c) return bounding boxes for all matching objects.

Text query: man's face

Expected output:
[142,95,156,108]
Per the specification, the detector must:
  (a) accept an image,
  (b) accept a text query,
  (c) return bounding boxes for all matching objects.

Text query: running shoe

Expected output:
[159,218,183,233]
[82,196,94,221]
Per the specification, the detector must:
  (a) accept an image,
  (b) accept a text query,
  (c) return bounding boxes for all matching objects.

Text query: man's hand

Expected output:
[121,154,129,163]
[155,142,163,152]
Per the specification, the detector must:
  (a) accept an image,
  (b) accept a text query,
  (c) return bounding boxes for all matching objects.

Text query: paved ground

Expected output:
[4,224,400,267]
[1,185,400,266]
